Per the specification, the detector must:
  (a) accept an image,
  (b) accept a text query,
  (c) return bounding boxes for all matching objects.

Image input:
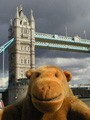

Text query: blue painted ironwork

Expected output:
[35,32,90,45]
[0,33,90,54]
[0,38,15,54]
[35,41,90,52]
[35,32,90,53]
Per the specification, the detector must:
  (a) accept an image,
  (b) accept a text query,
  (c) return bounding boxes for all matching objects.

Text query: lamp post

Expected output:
[3,49,4,82]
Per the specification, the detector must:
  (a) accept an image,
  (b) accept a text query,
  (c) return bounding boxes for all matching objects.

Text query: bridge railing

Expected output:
[35,32,54,38]
[35,41,89,51]
[35,32,73,42]
[81,39,90,43]
[35,32,90,45]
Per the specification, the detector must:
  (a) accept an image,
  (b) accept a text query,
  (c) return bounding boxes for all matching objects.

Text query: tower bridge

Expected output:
[0,5,90,105]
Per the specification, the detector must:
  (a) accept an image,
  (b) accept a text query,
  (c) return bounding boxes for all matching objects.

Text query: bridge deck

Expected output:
[1,33,90,54]
[35,32,90,45]
[35,32,90,53]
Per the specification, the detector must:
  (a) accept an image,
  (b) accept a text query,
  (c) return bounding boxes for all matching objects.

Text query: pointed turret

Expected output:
[14,6,20,39]
[14,6,20,27]
[30,9,35,69]
[30,9,34,21]
[15,7,19,19]
[30,9,35,29]
[9,19,12,28]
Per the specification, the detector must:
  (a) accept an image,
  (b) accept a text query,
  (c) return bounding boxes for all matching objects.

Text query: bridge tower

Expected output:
[8,6,35,85]
[4,5,35,105]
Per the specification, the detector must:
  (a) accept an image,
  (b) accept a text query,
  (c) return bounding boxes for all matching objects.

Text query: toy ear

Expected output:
[64,71,72,82]
[26,69,35,79]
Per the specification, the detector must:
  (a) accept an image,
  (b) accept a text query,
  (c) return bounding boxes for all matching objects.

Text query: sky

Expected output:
[0,0,90,87]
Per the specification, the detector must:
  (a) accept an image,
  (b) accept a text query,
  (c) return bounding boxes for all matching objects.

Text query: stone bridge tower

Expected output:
[8,5,35,86]
[4,6,35,105]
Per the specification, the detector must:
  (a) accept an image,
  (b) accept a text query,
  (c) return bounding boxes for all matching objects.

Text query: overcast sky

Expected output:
[0,0,90,87]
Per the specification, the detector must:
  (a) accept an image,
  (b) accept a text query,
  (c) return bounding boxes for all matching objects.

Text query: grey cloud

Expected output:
[36,48,90,59]
[36,57,90,70]
[0,24,8,45]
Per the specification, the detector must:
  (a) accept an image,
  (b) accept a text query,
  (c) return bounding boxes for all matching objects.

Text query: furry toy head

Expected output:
[26,65,72,113]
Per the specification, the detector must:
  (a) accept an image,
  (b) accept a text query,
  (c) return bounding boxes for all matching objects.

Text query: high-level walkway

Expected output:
[35,32,90,53]
[1,33,90,54]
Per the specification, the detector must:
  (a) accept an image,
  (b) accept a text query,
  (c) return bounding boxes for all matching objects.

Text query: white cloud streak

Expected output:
[0,77,8,87]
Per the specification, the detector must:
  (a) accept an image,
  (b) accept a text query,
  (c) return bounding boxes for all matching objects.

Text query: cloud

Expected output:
[0,75,8,87]
[35,48,90,59]
[0,24,8,45]
[0,71,9,88]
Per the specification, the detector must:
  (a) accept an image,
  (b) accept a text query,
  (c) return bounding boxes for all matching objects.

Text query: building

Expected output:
[8,5,35,86]
[3,5,35,105]
[70,84,90,98]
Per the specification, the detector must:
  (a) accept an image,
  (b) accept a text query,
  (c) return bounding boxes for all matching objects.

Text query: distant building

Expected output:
[70,84,90,98]
[70,84,90,90]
